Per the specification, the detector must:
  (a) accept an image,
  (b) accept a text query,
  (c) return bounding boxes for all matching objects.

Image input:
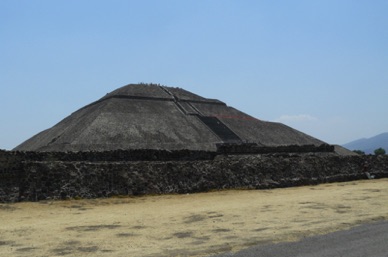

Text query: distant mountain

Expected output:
[343,132,388,154]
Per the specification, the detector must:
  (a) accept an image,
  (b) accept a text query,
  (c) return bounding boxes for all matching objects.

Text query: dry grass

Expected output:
[1,179,387,257]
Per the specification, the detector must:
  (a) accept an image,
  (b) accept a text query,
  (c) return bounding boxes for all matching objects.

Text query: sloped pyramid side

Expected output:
[15,97,223,152]
[192,103,323,146]
[15,101,106,151]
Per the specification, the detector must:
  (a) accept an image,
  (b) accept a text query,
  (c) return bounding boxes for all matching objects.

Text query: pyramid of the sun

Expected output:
[14,83,324,152]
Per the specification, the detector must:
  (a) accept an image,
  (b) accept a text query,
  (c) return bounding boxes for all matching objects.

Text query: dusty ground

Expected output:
[1,179,387,257]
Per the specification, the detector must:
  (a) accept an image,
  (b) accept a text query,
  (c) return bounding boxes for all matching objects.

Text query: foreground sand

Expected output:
[1,179,387,257]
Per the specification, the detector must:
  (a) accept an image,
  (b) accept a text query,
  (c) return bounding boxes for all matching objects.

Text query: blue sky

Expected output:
[1,0,387,150]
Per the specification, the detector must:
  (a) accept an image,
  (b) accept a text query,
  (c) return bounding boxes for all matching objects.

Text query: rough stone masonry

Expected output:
[1,147,388,203]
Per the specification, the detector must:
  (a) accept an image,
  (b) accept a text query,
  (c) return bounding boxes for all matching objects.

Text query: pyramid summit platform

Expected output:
[15,83,324,152]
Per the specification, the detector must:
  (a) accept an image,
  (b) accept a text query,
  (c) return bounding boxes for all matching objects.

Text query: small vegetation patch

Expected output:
[184,214,206,223]
[116,233,138,237]
[212,228,231,233]
[131,225,146,229]
[66,225,121,232]
[16,247,37,252]
[77,246,99,253]
[252,227,269,232]
[208,213,224,219]
[173,231,193,238]
[0,205,17,211]
[0,240,15,246]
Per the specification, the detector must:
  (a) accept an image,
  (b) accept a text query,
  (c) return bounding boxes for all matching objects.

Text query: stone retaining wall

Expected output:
[216,143,335,154]
[1,148,388,202]
[1,144,334,163]
[0,149,217,163]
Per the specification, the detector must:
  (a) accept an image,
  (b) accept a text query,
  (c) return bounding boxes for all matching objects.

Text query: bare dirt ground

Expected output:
[1,179,387,257]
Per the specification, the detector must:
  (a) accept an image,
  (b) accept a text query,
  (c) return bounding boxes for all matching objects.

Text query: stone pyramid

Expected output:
[14,83,324,152]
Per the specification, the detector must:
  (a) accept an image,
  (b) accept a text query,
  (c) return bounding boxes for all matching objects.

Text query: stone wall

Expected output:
[216,143,335,154]
[1,148,388,203]
[0,149,217,163]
